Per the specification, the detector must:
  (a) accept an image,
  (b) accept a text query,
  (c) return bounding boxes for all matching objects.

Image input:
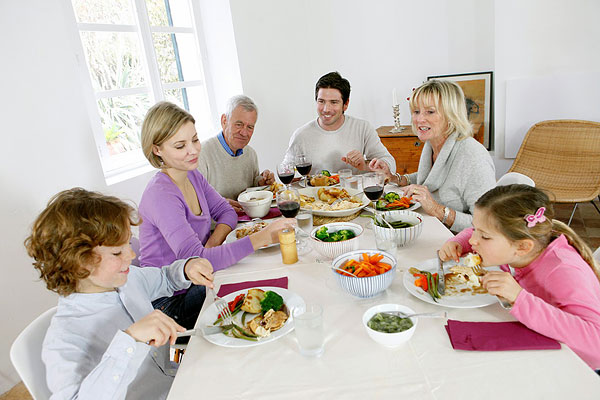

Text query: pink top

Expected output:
[449,228,600,369]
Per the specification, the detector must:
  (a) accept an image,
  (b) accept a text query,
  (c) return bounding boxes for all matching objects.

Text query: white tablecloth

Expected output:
[167,212,600,399]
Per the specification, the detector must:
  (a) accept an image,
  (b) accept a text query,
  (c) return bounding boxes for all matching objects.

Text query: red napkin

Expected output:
[237,207,281,222]
[445,319,561,351]
[217,277,288,297]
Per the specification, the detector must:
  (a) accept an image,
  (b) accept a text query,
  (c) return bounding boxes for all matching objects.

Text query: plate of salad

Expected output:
[402,258,500,308]
[197,287,305,347]
[375,191,420,211]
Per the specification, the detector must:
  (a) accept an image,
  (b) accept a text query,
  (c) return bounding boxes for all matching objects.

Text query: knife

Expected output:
[437,251,445,295]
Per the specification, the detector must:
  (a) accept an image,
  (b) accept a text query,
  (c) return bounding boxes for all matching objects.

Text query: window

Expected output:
[70,0,214,184]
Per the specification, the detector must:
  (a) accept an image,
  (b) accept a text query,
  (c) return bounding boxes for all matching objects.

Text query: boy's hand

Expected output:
[125,310,185,346]
[481,271,523,304]
[439,241,462,262]
[184,258,214,289]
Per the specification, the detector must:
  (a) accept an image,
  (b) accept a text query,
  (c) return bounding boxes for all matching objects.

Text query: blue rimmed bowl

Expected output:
[331,249,397,298]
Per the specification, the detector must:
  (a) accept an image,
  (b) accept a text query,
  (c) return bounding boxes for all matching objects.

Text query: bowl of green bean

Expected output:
[370,210,423,247]
[362,304,417,348]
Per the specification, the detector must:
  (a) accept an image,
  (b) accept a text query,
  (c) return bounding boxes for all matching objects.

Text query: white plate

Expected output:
[403,257,500,308]
[198,287,305,348]
[298,187,369,217]
[226,221,278,249]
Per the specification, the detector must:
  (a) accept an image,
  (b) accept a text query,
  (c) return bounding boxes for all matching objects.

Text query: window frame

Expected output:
[65,0,216,185]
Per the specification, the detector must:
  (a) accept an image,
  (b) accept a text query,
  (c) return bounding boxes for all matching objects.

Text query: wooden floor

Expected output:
[2,201,599,400]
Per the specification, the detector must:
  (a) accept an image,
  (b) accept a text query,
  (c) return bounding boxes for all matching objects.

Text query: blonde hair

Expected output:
[409,79,473,140]
[141,101,195,168]
[475,184,600,280]
[24,188,140,296]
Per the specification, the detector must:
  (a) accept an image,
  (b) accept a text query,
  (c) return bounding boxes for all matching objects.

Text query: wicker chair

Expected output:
[508,119,600,225]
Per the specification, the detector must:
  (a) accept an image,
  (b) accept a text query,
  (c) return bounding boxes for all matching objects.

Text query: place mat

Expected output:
[237,207,281,222]
[217,277,289,297]
[312,210,362,226]
[445,319,561,351]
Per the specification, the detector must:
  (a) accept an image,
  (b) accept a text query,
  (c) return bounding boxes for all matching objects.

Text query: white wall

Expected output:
[2,0,599,393]
[229,0,495,173]
[0,0,156,391]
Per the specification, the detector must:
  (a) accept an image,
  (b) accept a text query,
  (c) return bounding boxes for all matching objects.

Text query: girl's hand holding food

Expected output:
[184,257,214,289]
[125,310,185,347]
[481,271,523,304]
[439,241,462,262]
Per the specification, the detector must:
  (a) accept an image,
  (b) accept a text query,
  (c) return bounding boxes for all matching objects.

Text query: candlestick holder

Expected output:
[390,104,404,133]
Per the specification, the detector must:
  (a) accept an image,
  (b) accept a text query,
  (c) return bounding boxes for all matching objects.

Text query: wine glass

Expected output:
[295,154,312,188]
[362,172,386,211]
[277,161,295,189]
[276,188,311,254]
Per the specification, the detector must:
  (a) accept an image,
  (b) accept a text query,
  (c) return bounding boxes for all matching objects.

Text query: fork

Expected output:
[471,265,513,309]
[212,288,233,326]
[382,310,447,319]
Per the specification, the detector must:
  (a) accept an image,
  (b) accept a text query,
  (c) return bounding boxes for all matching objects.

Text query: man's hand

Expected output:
[258,170,275,186]
[341,150,368,171]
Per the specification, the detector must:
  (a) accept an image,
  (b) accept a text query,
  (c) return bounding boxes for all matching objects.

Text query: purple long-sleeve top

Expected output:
[138,170,254,271]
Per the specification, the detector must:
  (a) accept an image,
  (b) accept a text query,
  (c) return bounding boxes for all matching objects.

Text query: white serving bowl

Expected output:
[309,222,363,259]
[237,190,272,218]
[362,304,418,348]
[372,210,423,247]
[331,249,397,298]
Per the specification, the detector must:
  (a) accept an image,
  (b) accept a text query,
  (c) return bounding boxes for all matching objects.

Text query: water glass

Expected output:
[374,232,397,254]
[296,211,313,235]
[338,168,352,188]
[346,174,362,191]
[293,304,324,357]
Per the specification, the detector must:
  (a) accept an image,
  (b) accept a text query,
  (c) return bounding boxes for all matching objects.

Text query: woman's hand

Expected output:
[125,310,185,347]
[368,158,393,179]
[342,150,368,171]
[439,241,462,262]
[249,218,296,250]
[184,257,214,289]
[481,271,523,304]
[404,184,438,214]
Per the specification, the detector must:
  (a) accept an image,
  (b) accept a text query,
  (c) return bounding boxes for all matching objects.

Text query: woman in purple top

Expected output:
[138,102,294,328]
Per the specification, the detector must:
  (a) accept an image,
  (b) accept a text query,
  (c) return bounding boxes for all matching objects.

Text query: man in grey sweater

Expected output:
[197,95,274,212]
[284,71,395,175]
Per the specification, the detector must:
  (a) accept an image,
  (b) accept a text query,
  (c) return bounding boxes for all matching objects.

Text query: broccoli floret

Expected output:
[315,226,329,241]
[384,192,401,202]
[321,170,331,177]
[328,232,343,242]
[337,229,356,240]
[376,199,388,210]
[260,291,284,313]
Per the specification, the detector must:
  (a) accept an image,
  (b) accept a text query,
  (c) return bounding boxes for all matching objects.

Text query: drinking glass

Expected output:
[276,188,300,218]
[293,304,324,357]
[363,172,386,210]
[277,161,295,189]
[338,168,352,188]
[295,154,312,188]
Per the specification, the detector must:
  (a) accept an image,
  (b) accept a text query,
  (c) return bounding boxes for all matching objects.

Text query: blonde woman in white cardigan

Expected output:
[370,80,495,232]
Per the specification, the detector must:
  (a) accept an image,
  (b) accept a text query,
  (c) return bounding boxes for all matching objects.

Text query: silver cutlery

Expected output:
[437,251,445,295]
[382,310,447,319]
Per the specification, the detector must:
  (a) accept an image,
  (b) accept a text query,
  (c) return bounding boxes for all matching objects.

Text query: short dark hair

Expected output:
[315,71,351,104]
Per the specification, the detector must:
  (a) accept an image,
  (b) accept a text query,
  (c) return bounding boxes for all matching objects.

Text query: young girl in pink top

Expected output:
[439,184,600,370]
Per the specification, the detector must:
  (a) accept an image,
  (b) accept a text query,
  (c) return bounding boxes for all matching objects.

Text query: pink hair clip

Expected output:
[524,207,546,228]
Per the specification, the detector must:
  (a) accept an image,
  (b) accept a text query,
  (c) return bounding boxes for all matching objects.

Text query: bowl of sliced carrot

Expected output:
[331,250,397,298]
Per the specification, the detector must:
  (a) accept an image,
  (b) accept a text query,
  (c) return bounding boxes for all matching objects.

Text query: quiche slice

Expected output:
[240,288,265,313]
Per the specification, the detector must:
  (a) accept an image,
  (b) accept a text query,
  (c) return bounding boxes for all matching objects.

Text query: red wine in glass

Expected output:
[278,172,294,185]
[296,163,312,176]
[278,201,300,218]
[364,185,384,201]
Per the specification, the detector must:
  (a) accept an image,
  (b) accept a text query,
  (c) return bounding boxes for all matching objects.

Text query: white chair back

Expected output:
[496,172,535,187]
[10,307,57,400]
[593,247,600,264]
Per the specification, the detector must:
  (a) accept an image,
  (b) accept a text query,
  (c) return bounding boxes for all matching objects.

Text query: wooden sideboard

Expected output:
[377,125,423,174]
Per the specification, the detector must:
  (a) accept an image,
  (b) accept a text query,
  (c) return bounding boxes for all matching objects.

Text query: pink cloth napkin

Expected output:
[445,319,561,351]
[217,277,289,297]
[237,207,281,222]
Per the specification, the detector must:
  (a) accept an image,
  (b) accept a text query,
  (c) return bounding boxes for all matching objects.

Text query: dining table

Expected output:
[167,203,600,399]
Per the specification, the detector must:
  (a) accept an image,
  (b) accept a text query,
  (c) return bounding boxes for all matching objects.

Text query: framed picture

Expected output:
[427,71,493,150]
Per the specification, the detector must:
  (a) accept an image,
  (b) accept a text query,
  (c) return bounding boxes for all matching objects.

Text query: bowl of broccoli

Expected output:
[310,222,363,259]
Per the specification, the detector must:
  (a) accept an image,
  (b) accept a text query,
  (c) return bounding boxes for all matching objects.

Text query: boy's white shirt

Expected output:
[42,259,192,400]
